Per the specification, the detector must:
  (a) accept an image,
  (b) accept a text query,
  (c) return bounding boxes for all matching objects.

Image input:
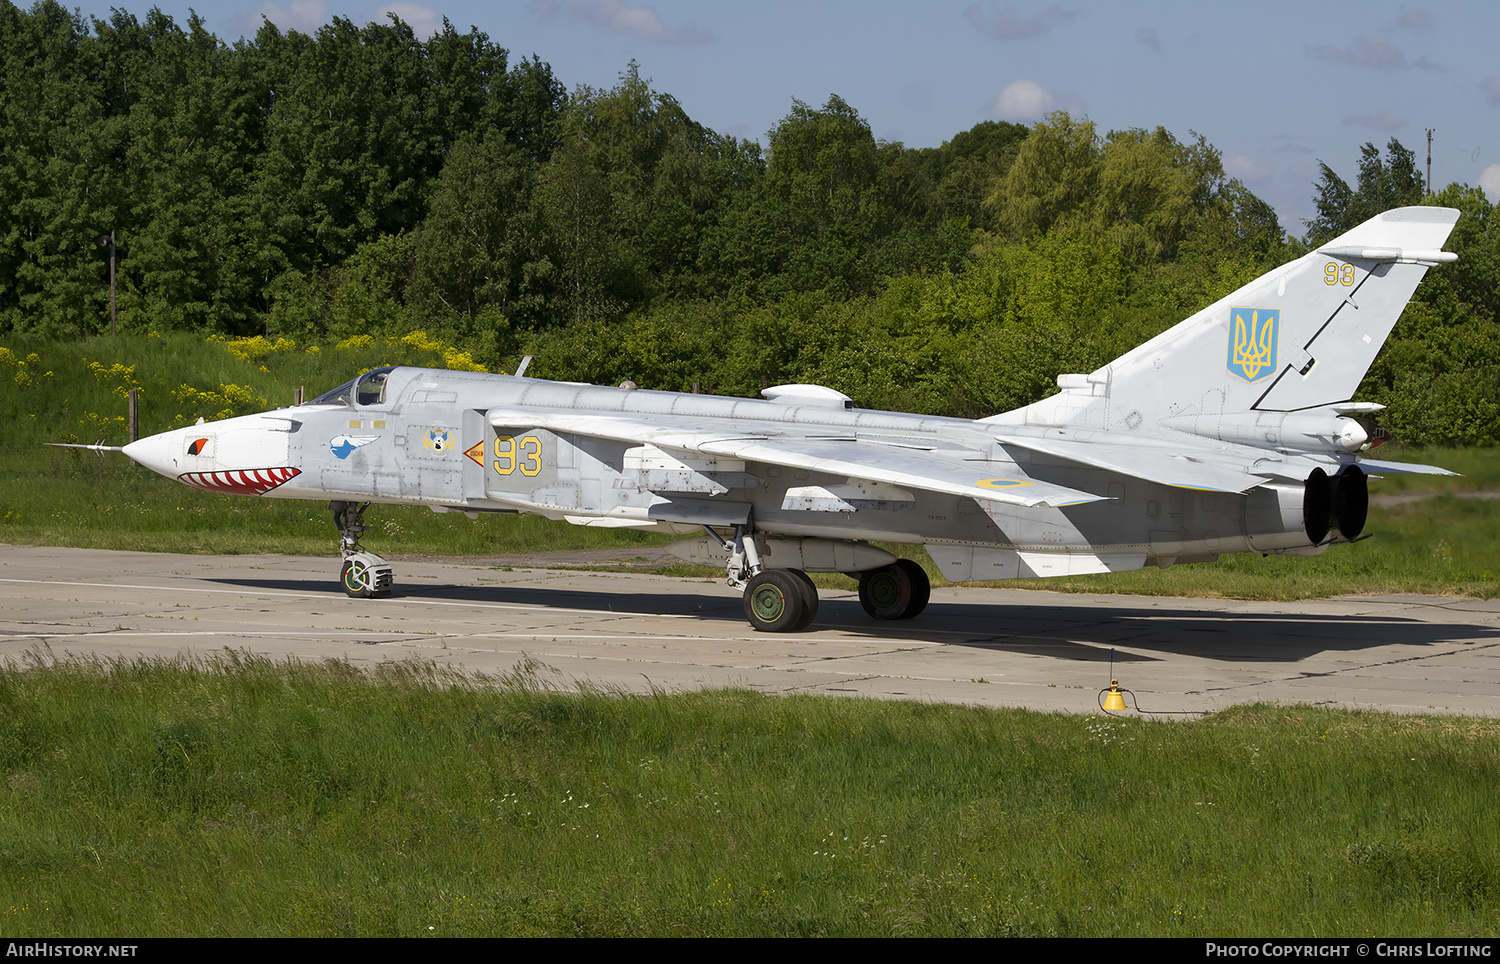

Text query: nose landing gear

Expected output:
[331,500,393,598]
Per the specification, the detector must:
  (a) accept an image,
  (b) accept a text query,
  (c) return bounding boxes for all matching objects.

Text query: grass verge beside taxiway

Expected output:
[2,652,1497,937]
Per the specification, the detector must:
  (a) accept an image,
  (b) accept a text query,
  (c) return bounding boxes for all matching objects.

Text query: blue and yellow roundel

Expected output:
[976,478,1033,489]
[1227,306,1278,382]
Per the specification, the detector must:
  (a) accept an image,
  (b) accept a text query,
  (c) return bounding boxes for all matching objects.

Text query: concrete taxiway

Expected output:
[3,544,1499,716]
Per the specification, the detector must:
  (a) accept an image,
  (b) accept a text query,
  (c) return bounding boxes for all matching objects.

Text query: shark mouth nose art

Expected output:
[178,467,301,495]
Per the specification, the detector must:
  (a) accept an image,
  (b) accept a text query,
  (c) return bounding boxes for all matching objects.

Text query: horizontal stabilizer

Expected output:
[1357,458,1460,477]
[997,434,1272,494]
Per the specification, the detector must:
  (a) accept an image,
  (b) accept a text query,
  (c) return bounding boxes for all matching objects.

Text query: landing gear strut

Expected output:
[331,500,393,598]
[858,559,930,620]
[707,524,819,633]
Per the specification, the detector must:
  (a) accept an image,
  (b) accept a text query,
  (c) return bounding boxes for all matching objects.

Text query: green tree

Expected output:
[420,26,564,163]
[412,137,551,330]
[989,113,1271,265]
[703,94,965,302]
[758,94,886,296]
[909,119,1029,230]
[106,9,267,333]
[539,139,629,324]
[0,1,121,335]
[527,62,763,319]
[1092,127,1227,262]
[765,95,881,238]
[1357,184,1500,445]
[328,233,417,338]
[248,16,434,278]
[987,111,1100,242]
[1306,138,1424,243]
[555,63,755,302]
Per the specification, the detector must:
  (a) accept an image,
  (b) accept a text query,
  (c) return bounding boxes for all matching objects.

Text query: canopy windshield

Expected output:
[308,366,395,406]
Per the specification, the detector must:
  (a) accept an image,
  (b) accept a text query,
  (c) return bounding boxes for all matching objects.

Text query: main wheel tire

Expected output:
[743,570,808,633]
[894,558,930,620]
[859,564,910,619]
[787,569,819,632]
[341,559,372,598]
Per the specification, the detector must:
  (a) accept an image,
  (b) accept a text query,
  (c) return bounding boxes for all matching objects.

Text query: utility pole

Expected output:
[1425,129,1434,197]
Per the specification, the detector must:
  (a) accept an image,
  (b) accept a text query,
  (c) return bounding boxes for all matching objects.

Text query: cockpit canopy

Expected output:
[309,367,394,407]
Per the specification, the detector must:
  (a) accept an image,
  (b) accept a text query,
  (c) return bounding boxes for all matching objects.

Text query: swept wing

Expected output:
[485,409,1107,508]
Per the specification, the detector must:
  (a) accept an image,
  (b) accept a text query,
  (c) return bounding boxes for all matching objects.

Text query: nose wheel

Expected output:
[340,554,393,598]
[331,501,393,598]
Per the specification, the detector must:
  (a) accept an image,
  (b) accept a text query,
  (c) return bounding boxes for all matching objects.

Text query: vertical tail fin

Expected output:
[992,206,1459,430]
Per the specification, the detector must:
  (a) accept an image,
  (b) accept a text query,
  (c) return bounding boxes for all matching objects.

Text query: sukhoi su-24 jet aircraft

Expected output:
[119,207,1460,632]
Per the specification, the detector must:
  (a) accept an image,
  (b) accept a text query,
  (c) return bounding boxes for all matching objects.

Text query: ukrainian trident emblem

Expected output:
[1227,307,1278,382]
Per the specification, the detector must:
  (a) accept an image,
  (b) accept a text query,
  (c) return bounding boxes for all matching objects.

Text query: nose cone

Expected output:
[123,416,301,496]
[123,429,182,479]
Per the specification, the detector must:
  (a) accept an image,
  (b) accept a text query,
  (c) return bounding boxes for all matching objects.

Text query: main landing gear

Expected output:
[708,526,931,632]
[707,525,817,633]
[331,500,393,598]
[743,568,819,633]
[857,559,930,621]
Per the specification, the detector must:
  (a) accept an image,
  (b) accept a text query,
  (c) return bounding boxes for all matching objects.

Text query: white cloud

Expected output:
[964,4,1074,40]
[1309,35,1408,69]
[1342,109,1403,131]
[1481,164,1500,202]
[1397,9,1431,29]
[375,3,442,38]
[990,80,1054,121]
[537,0,711,45]
[1224,155,1270,184]
[1483,77,1500,107]
[234,0,329,36]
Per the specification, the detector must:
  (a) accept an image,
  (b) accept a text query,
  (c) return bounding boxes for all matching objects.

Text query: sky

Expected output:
[49,0,1500,235]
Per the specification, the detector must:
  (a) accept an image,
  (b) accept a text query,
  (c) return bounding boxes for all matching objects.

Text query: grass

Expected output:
[6,335,1495,938]
[2,652,1497,937]
[2,333,1497,598]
